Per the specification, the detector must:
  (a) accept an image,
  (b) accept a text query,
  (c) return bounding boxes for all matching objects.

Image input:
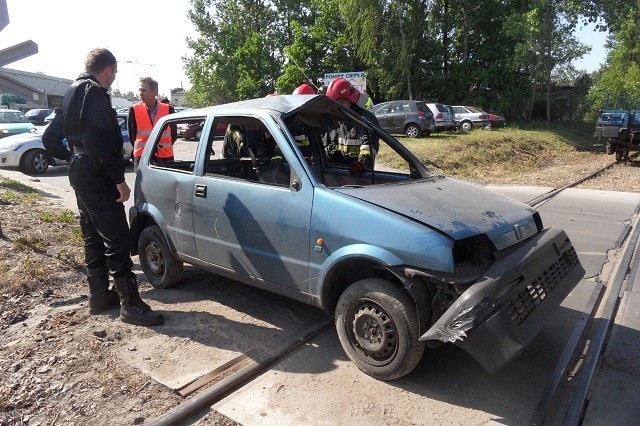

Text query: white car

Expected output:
[0,116,132,175]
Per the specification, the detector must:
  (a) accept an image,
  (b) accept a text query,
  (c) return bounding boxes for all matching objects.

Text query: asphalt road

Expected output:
[1,166,638,424]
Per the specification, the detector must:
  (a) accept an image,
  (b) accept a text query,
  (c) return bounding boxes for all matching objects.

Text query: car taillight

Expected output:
[418,112,426,119]
[436,113,443,119]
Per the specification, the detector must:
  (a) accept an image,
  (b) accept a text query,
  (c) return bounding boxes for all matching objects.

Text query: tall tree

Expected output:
[184,0,284,106]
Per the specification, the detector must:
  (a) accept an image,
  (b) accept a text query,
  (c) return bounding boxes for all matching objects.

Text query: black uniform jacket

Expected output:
[43,74,126,191]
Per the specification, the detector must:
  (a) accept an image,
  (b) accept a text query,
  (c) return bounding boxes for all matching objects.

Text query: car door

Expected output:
[191,116,313,294]
[372,102,391,131]
[385,101,406,133]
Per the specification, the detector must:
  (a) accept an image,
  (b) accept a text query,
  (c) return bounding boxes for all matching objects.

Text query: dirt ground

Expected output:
[1,154,639,426]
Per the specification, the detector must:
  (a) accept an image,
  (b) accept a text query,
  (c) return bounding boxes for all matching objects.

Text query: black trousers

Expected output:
[74,187,133,277]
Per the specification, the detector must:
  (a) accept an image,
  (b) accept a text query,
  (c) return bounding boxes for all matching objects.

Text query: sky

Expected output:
[2,0,608,97]
[572,21,609,72]
[1,0,198,96]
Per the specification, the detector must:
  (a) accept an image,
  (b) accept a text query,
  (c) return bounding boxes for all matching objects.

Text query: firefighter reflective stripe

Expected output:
[338,137,361,157]
[132,102,172,158]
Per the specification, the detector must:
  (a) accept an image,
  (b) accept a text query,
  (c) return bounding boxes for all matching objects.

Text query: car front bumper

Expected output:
[420,227,584,373]
[0,149,22,168]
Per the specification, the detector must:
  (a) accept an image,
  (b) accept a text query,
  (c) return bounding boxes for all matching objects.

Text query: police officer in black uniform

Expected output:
[42,48,163,326]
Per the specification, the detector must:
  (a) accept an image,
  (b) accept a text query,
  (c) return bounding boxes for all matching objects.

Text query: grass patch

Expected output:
[380,121,598,180]
[0,177,42,205]
[40,209,78,223]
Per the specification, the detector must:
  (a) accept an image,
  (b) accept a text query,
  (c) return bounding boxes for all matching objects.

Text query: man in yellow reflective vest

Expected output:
[127,77,176,171]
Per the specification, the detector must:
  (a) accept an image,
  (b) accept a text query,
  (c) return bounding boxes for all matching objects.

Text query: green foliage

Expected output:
[179,0,630,126]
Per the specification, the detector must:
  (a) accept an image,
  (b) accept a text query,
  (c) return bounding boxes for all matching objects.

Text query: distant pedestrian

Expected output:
[42,48,164,326]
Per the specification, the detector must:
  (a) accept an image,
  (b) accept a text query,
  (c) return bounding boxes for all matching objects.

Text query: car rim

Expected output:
[348,299,398,366]
[35,153,48,171]
[407,126,418,137]
[144,240,165,276]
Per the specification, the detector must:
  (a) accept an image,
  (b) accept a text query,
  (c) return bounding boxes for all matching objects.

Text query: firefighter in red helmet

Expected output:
[325,77,379,176]
[292,83,316,95]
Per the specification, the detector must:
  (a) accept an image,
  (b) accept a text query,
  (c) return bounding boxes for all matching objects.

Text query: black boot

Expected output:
[113,272,164,326]
[87,266,120,314]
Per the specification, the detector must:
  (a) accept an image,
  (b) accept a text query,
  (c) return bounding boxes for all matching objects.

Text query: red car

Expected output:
[486,113,506,129]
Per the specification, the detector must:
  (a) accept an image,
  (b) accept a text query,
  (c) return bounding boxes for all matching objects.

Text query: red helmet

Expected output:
[326,77,359,104]
[292,84,315,95]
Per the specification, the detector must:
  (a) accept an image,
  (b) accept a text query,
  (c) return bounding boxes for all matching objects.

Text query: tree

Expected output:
[184,0,284,105]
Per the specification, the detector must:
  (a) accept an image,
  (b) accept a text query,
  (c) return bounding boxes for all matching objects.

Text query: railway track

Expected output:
[528,156,640,424]
[145,157,639,425]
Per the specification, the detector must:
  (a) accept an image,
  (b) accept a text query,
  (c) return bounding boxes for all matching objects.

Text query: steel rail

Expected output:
[527,155,639,424]
[559,213,640,424]
[148,318,334,426]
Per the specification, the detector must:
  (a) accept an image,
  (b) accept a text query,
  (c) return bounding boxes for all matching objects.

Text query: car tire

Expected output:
[138,225,184,289]
[485,122,493,130]
[22,149,50,175]
[460,121,473,132]
[404,124,421,138]
[335,278,425,381]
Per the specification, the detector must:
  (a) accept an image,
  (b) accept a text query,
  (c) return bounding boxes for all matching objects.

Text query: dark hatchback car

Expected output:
[372,100,436,138]
[25,108,54,125]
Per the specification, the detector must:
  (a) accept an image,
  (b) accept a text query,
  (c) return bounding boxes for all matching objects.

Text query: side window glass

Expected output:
[149,117,200,173]
[203,117,290,187]
[372,103,389,115]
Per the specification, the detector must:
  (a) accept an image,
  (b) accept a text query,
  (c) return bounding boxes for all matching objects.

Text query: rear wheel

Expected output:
[22,149,50,174]
[138,225,183,288]
[335,278,425,381]
[460,121,473,132]
[404,124,421,138]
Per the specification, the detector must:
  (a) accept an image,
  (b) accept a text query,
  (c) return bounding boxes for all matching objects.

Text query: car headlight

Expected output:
[0,129,9,134]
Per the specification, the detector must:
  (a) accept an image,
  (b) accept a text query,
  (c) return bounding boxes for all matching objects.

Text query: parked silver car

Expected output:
[452,106,491,131]
[130,95,584,380]
[425,102,455,131]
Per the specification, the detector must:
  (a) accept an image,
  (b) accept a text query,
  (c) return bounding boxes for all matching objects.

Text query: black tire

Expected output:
[460,121,473,132]
[404,124,421,138]
[615,150,623,162]
[22,149,50,175]
[194,129,202,140]
[335,278,425,380]
[138,225,183,288]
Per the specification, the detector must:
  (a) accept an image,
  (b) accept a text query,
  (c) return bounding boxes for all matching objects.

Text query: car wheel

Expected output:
[335,278,425,381]
[485,122,493,130]
[138,225,184,288]
[460,121,473,132]
[404,124,421,138]
[22,149,50,175]
[615,150,623,162]
[194,129,202,140]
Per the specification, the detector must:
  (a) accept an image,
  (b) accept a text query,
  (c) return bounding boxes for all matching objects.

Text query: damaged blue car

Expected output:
[129,95,585,380]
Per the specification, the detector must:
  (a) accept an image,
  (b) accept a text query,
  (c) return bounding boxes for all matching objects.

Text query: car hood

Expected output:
[0,131,41,146]
[334,177,539,250]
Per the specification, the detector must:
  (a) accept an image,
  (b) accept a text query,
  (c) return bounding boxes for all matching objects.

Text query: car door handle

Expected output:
[194,184,207,198]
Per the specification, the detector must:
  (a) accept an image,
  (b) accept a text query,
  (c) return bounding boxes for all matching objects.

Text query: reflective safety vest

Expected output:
[132,102,172,158]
